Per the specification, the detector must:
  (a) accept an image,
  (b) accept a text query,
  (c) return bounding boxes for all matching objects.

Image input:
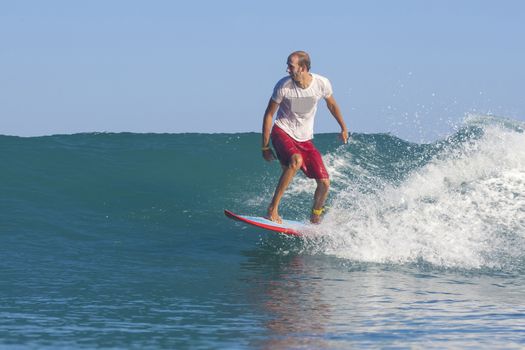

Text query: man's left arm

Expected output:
[325,95,349,144]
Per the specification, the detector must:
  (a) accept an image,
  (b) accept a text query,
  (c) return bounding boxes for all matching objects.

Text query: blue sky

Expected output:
[1,1,524,141]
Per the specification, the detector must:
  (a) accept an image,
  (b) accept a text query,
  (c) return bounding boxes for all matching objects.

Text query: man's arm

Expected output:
[325,95,348,144]
[262,98,280,161]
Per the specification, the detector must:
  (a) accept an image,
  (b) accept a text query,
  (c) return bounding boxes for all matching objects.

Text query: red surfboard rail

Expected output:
[224,209,303,236]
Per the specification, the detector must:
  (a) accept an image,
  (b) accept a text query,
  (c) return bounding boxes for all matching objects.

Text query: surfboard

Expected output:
[224,209,305,236]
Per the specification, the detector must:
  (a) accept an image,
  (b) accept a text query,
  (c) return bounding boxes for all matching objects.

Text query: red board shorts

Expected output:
[271,125,329,180]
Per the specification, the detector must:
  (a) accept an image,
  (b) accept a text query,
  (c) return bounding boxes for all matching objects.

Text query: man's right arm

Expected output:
[262,98,280,161]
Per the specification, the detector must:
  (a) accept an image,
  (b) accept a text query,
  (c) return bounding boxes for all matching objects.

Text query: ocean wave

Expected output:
[301,115,525,270]
[2,115,524,271]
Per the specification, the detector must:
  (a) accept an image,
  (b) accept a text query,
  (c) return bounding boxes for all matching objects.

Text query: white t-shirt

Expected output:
[271,73,333,142]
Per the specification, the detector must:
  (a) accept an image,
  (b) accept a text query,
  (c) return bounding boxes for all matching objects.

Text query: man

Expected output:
[262,51,348,224]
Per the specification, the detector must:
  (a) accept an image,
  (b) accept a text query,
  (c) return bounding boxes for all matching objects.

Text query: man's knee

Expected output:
[289,154,303,170]
[317,178,330,190]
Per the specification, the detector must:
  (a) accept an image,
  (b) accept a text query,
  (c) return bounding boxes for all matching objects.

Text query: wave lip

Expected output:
[314,115,525,270]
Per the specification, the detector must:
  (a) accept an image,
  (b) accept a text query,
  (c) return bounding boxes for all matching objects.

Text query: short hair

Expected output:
[289,51,311,71]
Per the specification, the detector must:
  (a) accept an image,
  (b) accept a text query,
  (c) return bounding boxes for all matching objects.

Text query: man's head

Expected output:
[287,51,311,81]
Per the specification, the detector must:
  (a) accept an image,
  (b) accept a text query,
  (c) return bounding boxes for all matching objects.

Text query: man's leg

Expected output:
[266,154,303,223]
[311,178,330,223]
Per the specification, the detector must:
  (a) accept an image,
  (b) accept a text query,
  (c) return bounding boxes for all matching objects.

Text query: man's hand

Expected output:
[262,148,276,162]
[340,129,349,144]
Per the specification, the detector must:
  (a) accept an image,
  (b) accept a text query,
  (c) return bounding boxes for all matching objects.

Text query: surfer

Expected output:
[262,51,348,224]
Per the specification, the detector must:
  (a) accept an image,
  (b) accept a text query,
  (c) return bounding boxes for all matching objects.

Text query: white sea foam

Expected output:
[308,118,525,269]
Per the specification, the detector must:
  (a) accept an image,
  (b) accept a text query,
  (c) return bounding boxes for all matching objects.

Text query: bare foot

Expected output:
[265,208,283,224]
[310,213,322,224]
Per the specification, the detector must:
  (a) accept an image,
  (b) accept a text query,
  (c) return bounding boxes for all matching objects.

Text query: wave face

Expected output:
[1,115,524,272]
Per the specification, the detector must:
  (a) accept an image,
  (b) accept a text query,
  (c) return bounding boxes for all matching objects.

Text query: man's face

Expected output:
[286,56,303,81]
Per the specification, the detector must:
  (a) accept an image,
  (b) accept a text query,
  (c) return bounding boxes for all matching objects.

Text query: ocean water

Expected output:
[1,115,524,349]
